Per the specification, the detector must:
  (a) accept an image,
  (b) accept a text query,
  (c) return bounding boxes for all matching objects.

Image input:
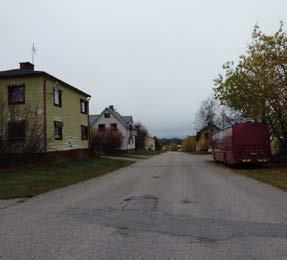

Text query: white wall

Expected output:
[92,111,135,150]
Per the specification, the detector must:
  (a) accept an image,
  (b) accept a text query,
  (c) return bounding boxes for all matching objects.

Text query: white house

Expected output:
[90,106,136,150]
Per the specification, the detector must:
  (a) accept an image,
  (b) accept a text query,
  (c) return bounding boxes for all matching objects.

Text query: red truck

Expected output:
[212,122,271,165]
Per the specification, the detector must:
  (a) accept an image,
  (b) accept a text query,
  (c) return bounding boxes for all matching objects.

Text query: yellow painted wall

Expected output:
[0,77,45,150]
[0,76,44,113]
[196,130,211,152]
[145,136,155,151]
[0,75,89,152]
[45,78,89,151]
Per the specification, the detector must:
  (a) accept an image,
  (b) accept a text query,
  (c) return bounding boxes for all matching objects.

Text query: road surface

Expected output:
[1,152,287,259]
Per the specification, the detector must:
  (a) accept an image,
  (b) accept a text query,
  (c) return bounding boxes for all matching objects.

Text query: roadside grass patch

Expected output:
[207,159,287,191]
[232,165,287,191]
[0,157,134,199]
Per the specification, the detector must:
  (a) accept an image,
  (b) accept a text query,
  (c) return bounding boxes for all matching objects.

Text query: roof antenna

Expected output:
[32,43,37,64]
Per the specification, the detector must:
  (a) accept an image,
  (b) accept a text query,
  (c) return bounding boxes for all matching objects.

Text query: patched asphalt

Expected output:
[0,152,287,259]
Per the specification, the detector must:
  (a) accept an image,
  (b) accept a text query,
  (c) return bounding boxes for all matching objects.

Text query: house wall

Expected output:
[45,78,89,152]
[196,130,211,152]
[0,76,45,152]
[92,110,135,150]
[0,76,90,152]
[145,136,155,151]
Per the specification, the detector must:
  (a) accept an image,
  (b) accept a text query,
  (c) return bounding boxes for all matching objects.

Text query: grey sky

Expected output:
[1,0,286,138]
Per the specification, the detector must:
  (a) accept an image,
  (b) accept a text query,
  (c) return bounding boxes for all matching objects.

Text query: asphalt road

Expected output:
[1,152,287,259]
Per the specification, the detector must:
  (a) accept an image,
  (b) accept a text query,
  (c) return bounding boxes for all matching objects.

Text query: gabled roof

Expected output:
[122,116,133,124]
[195,123,220,140]
[0,68,91,97]
[89,115,100,125]
[90,107,134,129]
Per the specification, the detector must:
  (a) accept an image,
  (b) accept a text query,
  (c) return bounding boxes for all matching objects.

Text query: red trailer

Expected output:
[212,122,271,165]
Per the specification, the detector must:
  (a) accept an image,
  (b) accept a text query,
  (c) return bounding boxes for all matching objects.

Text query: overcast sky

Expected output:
[1,0,286,138]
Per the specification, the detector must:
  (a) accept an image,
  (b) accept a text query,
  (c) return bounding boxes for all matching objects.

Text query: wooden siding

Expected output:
[0,75,89,152]
[45,78,89,151]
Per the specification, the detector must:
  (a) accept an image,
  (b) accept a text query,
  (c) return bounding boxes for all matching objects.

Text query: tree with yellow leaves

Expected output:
[214,22,287,153]
[182,136,197,153]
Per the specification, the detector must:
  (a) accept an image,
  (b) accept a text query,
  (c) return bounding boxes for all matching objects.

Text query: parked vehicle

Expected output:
[212,122,271,165]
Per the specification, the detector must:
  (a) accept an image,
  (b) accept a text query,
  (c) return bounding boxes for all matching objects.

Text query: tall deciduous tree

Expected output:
[214,23,287,152]
[170,143,178,151]
[182,136,196,152]
[154,136,162,151]
[194,96,243,131]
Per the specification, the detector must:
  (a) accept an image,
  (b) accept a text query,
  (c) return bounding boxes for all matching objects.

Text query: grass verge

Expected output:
[0,157,134,199]
[232,164,287,191]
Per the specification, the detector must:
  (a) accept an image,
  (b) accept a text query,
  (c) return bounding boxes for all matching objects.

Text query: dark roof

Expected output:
[195,123,219,140]
[0,68,91,97]
[89,115,100,125]
[122,116,133,124]
[91,107,134,129]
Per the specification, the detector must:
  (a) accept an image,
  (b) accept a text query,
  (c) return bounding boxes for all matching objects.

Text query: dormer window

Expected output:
[8,84,25,104]
[54,85,62,107]
[104,112,110,118]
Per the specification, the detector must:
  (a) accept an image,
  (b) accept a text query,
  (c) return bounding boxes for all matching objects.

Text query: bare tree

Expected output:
[194,97,218,131]
[0,94,44,158]
[134,122,149,150]
[194,96,243,131]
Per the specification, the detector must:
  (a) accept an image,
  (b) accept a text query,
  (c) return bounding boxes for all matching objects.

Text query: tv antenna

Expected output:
[32,43,37,64]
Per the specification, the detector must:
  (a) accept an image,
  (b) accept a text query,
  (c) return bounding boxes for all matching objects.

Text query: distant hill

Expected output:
[161,138,182,146]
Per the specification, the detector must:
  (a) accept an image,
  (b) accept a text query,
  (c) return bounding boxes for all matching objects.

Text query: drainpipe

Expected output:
[43,77,48,153]
[87,97,91,150]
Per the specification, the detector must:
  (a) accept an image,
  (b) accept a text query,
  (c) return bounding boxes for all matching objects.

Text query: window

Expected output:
[81,125,88,140]
[104,112,110,118]
[54,86,62,107]
[54,121,63,140]
[8,119,26,141]
[128,136,134,145]
[98,124,105,131]
[204,133,209,140]
[80,99,88,114]
[8,84,25,104]
[110,123,117,130]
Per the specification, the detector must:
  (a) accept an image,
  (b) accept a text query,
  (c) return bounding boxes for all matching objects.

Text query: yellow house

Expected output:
[195,123,219,152]
[0,62,90,155]
[145,136,155,151]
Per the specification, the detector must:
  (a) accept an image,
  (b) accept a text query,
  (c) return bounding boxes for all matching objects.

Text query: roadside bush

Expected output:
[171,143,178,151]
[134,122,148,150]
[182,136,197,152]
[90,127,123,154]
[0,94,45,159]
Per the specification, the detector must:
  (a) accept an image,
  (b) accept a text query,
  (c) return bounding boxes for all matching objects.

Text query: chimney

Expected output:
[109,105,114,111]
[19,62,34,71]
